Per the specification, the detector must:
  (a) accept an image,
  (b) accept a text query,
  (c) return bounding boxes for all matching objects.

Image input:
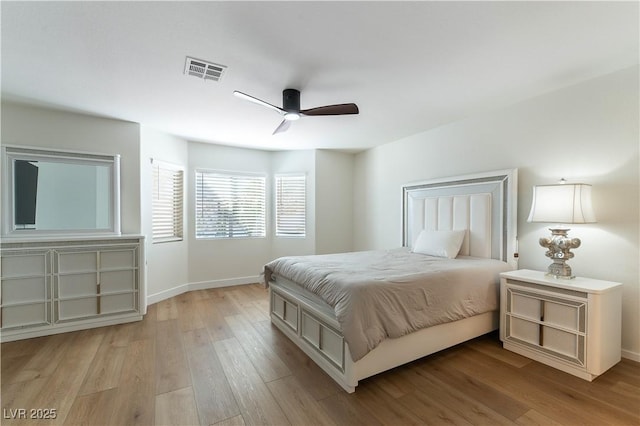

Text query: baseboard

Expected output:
[146,283,191,305]
[188,275,261,291]
[146,275,261,305]
[622,348,640,362]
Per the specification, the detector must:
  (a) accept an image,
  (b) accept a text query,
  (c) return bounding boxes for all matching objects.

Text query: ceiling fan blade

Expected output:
[272,119,291,135]
[301,103,359,116]
[233,91,284,114]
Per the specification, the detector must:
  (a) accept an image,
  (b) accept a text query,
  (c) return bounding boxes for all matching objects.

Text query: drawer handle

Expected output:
[540,300,545,346]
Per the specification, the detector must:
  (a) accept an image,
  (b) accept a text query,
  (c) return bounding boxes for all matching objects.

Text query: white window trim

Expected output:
[152,159,184,244]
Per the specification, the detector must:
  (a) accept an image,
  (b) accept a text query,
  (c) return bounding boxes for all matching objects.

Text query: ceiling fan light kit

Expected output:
[233,88,358,135]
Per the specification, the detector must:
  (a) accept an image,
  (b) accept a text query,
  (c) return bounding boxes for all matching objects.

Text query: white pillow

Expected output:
[412,229,466,259]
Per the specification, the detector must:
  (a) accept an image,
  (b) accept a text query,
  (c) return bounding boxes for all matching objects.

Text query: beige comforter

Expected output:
[264,248,513,361]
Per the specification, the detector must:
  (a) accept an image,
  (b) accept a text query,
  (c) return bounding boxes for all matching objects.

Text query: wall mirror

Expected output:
[2,146,121,237]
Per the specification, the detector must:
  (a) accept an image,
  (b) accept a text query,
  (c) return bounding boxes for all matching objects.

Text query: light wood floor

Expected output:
[2,284,639,426]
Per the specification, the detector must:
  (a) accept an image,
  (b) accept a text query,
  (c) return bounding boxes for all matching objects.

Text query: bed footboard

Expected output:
[269,284,357,392]
[268,281,499,393]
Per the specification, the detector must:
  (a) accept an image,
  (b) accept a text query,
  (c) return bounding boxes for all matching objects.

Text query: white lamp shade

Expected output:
[527,184,596,224]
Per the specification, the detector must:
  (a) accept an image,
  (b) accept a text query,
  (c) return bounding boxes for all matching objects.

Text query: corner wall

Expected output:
[353,66,640,359]
[316,150,354,254]
[140,126,189,301]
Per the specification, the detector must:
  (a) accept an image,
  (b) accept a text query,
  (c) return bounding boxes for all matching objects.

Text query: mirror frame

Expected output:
[2,146,121,237]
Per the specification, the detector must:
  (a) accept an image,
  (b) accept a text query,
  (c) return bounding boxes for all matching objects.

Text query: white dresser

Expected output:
[1,235,145,342]
[500,269,622,381]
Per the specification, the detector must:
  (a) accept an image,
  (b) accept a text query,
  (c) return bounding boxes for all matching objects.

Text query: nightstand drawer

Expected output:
[510,291,541,321]
[507,286,586,333]
[542,326,584,361]
[543,298,586,332]
[509,316,540,345]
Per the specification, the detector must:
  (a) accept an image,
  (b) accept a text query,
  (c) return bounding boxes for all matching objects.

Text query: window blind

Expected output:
[152,161,184,243]
[275,174,306,237]
[195,171,266,239]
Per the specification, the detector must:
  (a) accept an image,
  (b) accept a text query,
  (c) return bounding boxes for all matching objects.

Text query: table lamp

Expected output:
[527,180,596,279]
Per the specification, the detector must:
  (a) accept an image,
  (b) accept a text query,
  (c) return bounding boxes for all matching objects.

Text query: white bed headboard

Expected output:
[402,169,518,269]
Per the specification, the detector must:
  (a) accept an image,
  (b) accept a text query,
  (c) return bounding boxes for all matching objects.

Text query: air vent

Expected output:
[184,56,227,82]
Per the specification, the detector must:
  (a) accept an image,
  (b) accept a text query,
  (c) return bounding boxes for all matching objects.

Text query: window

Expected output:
[195,170,266,239]
[275,174,306,237]
[152,160,184,243]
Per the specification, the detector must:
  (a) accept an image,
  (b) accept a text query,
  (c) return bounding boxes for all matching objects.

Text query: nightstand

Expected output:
[500,269,622,381]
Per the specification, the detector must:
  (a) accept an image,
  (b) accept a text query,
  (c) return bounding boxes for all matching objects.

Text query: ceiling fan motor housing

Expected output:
[283,89,301,112]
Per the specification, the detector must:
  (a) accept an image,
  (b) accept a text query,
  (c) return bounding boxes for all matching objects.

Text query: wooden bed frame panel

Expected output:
[268,169,518,393]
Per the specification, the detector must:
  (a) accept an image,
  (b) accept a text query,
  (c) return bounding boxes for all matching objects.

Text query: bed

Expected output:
[265,169,518,392]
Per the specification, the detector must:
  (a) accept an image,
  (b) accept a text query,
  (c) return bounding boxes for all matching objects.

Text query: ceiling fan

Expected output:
[233,88,359,135]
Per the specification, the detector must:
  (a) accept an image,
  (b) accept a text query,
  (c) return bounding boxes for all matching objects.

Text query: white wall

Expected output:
[187,142,273,286]
[1,102,141,234]
[316,150,354,254]
[353,66,640,359]
[140,126,189,301]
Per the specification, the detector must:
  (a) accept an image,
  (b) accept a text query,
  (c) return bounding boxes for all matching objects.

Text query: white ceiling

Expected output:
[2,1,638,152]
